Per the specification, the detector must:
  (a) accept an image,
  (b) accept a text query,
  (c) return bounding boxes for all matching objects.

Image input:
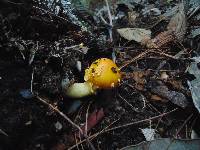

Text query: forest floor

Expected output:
[0,0,200,150]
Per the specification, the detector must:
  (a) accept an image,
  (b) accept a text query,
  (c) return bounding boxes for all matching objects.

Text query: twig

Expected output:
[75,134,81,150]
[147,103,162,115]
[0,128,8,137]
[18,49,26,60]
[175,113,193,138]
[2,0,23,5]
[99,14,110,26]
[30,68,34,93]
[35,96,96,150]
[84,103,91,149]
[29,41,38,65]
[105,0,113,27]
[104,108,177,132]
[118,94,137,112]
[149,108,167,140]
[120,49,155,70]
[69,118,120,150]
[85,102,92,136]
[187,5,200,20]
[152,50,176,59]
[69,108,177,150]
[105,0,113,42]
[36,96,82,132]
[119,48,180,70]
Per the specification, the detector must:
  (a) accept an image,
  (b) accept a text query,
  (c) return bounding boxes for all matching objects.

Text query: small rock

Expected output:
[54,121,62,131]
[20,89,34,99]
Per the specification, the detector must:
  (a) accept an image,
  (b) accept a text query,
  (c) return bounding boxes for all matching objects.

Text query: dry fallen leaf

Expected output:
[167,79,184,91]
[167,3,186,42]
[148,80,188,108]
[125,71,150,91]
[125,71,150,84]
[117,3,186,50]
[117,28,151,43]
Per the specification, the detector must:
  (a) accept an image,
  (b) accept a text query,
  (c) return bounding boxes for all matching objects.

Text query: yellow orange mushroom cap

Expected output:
[84,58,121,89]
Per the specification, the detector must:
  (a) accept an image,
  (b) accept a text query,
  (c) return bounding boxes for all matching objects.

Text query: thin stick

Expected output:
[36,96,83,133]
[105,0,113,27]
[29,41,38,65]
[30,68,34,93]
[118,94,137,112]
[104,108,177,132]
[18,49,26,60]
[119,49,179,70]
[75,133,81,150]
[175,113,193,138]
[36,96,96,150]
[100,15,110,26]
[105,0,113,42]
[4,0,23,5]
[69,108,177,150]
[69,118,120,150]
[149,108,167,140]
[85,102,92,136]
[120,49,155,70]
[152,51,175,59]
[0,128,8,137]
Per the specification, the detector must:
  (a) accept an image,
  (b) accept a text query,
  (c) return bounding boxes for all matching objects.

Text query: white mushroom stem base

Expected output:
[65,82,96,98]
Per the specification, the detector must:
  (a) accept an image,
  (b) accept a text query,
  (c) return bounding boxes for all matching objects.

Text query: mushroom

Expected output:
[63,58,121,98]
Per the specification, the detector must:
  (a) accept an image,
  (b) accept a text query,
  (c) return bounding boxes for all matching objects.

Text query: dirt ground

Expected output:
[0,0,200,150]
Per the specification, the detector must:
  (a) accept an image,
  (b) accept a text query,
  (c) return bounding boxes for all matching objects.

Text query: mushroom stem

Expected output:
[64,82,96,98]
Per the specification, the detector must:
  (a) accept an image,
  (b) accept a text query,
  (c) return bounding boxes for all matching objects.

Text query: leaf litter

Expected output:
[0,0,200,150]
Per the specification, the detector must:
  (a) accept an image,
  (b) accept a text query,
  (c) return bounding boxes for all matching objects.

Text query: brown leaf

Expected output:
[126,71,150,85]
[125,71,150,91]
[167,79,184,91]
[150,94,168,102]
